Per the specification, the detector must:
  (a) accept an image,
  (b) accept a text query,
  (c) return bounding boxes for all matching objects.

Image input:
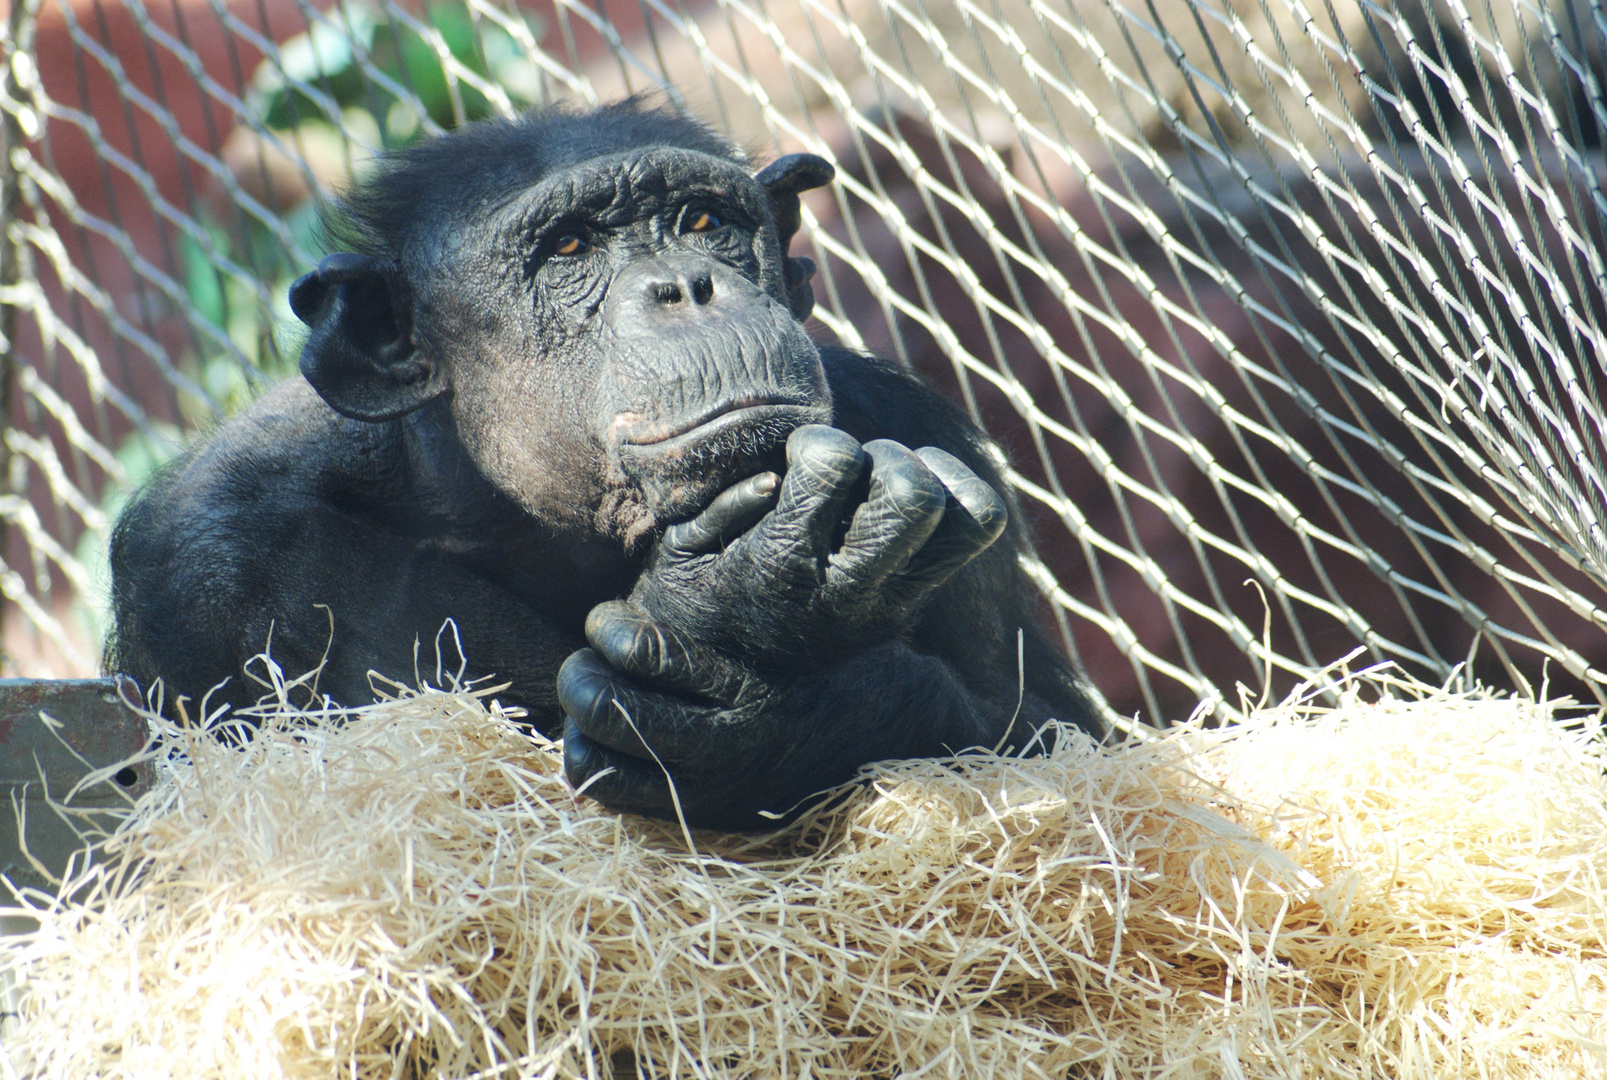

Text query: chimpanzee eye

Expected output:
[684,210,723,233]
[554,234,589,256]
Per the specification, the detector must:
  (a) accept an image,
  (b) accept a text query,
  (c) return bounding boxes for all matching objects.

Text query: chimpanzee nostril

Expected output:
[651,281,683,306]
[690,273,714,305]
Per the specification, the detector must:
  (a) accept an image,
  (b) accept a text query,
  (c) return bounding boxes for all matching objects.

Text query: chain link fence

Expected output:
[2,0,1605,729]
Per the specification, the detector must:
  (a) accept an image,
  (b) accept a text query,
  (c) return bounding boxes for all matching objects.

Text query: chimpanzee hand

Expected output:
[627,424,1009,672]
[559,424,1012,828]
[557,599,991,828]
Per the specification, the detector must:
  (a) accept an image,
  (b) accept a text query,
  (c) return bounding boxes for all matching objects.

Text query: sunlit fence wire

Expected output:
[3,0,1606,728]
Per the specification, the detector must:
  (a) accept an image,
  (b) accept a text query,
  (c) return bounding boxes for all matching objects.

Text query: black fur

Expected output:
[108,100,1100,830]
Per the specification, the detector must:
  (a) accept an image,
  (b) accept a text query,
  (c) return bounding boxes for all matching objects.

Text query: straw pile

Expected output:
[3,669,1605,1079]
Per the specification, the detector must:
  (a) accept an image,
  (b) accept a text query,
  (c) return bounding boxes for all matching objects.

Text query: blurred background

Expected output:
[4,0,1607,730]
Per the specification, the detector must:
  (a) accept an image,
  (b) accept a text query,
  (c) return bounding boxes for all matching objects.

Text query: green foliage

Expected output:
[254,0,544,145]
[174,198,321,423]
[173,1,545,424]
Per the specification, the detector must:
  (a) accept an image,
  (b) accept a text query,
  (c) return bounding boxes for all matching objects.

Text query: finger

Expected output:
[662,472,780,555]
[562,717,678,816]
[898,446,1010,588]
[584,601,748,702]
[556,647,724,762]
[557,648,652,758]
[824,439,947,593]
[566,720,763,830]
[735,425,866,580]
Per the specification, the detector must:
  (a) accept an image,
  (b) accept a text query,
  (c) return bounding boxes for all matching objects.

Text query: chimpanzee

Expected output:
[108,99,1100,829]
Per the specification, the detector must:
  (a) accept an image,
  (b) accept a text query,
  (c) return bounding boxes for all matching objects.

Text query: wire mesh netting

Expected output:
[2,0,1606,728]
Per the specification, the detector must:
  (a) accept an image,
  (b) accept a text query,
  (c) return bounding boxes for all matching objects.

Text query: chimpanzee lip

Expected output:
[616,399,826,450]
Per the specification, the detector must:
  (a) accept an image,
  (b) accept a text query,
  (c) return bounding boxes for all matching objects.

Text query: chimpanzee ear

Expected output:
[755,154,834,322]
[289,253,446,423]
[780,255,819,322]
[755,153,835,246]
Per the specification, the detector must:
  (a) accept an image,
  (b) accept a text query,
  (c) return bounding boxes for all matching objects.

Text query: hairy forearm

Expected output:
[771,643,1018,789]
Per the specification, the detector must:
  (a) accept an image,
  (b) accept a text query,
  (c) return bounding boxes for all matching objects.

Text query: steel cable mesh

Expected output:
[1,0,1605,727]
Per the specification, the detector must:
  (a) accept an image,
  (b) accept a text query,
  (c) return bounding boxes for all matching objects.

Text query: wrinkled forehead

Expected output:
[507,148,765,232]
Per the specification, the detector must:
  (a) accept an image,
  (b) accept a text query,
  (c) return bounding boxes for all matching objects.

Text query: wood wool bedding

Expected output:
[2,667,1604,1079]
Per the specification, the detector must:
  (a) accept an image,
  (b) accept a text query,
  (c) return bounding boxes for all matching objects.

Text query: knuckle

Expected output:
[584,600,634,640]
[593,622,637,665]
[585,683,620,725]
[878,462,945,516]
[956,478,1007,526]
[557,653,623,724]
[913,446,983,491]
[562,721,603,776]
[662,519,700,552]
[861,438,912,457]
[557,647,598,690]
[912,445,965,474]
[789,425,864,474]
[911,447,1008,532]
[975,491,1008,533]
[629,621,665,672]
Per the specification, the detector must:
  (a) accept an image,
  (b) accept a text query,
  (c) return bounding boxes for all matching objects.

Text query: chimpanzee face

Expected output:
[293,143,835,552]
[490,148,832,546]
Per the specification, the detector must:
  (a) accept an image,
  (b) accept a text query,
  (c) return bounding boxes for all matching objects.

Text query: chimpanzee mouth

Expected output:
[615,399,828,451]
[611,398,831,530]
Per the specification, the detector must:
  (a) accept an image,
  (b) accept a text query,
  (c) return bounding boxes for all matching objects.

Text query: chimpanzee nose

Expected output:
[605,257,769,338]
[648,270,715,307]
